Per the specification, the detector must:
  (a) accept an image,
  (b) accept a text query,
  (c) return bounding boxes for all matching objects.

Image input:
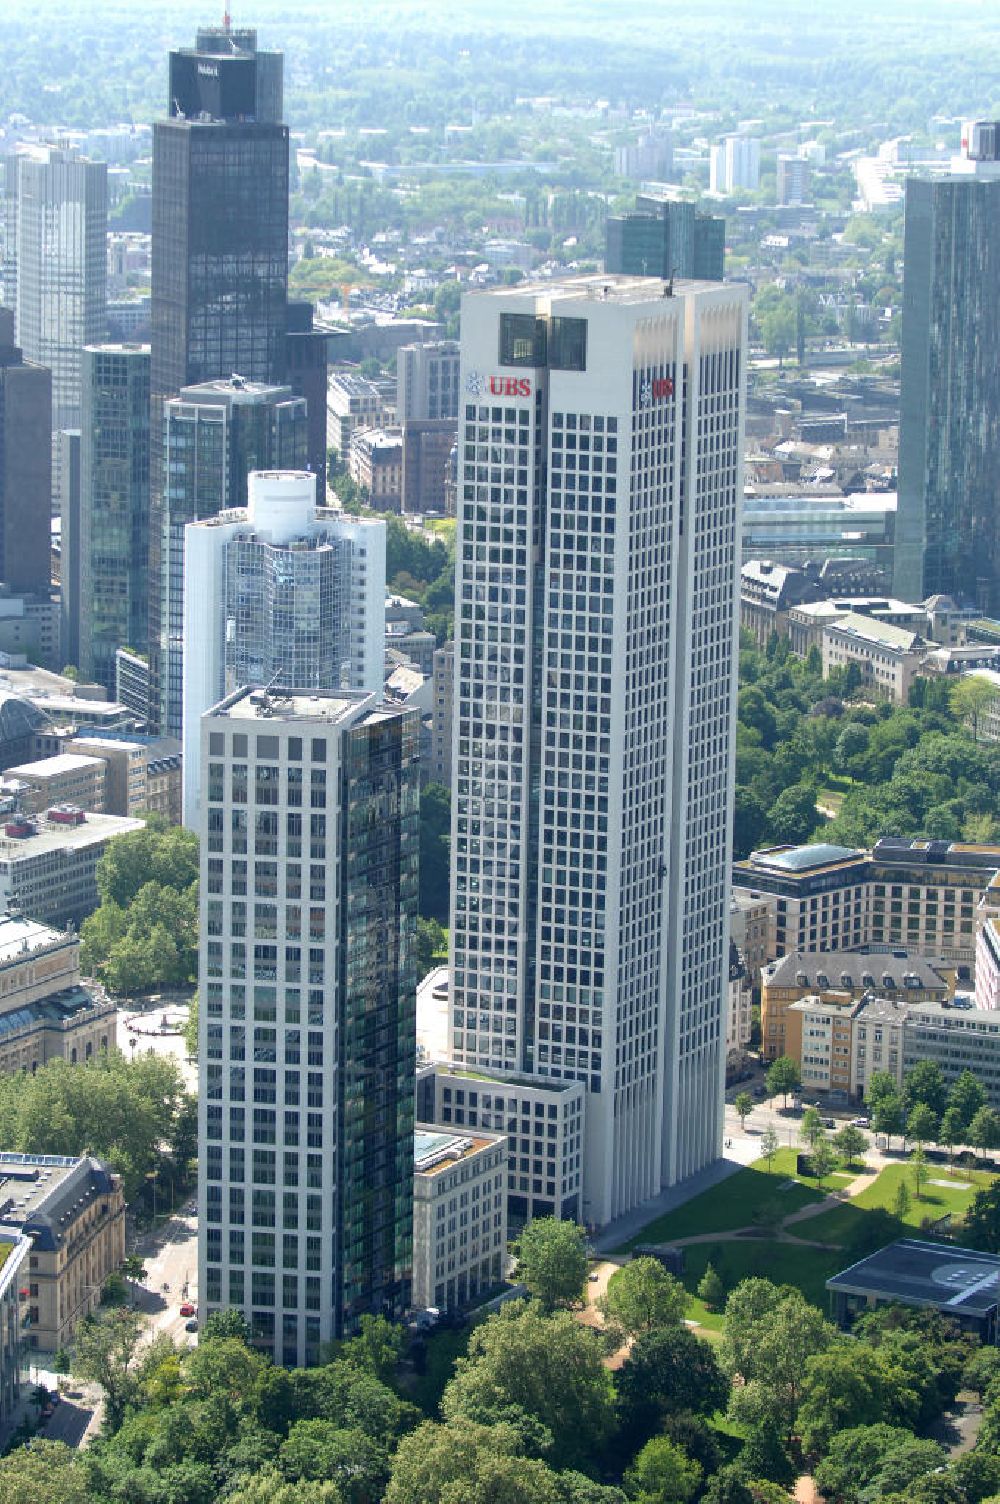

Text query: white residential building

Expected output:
[181,470,385,826]
[451,273,746,1227]
[711,136,761,194]
[197,687,420,1364]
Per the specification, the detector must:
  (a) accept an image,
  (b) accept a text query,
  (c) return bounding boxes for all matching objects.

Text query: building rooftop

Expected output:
[905,1000,1000,1029]
[828,1238,1000,1320]
[0,811,144,862]
[750,843,864,873]
[765,949,951,993]
[873,837,1000,872]
[0,915,69,966]
[479,272,731,305]
[6,753,104,780]
[0,1153,118,1252]
[414,1124,502,1176]
[212,686,380,725]
[826,610,922,651]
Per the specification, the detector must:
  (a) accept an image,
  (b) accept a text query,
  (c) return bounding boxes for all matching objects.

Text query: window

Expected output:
[500,313,546,367]
[549,317,587,371]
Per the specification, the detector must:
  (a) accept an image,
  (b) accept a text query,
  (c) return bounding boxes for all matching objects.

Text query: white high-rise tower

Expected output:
[182,470,386,826]
[450,275,746,1228]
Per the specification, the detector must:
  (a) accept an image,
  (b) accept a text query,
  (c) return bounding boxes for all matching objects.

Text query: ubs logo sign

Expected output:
[639,375,675,407]
[466,371,532,398]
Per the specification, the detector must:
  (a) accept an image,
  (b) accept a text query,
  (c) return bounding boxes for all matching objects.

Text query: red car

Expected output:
[179,1302,196,1317]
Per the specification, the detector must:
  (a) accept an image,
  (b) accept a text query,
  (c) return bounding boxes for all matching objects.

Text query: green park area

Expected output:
[619,1149,998,1331]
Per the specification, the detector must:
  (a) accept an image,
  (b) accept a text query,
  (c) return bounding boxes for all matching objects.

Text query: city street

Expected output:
[131,1205,200,1348]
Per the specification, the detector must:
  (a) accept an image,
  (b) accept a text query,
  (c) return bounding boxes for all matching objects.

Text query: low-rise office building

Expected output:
[0,1153,126,1350]
[0,809,144,926]
[3,753,106,815]
[822,612,926,702]
[416,1060,584,1228]
[412,1124,507,1314]
[349,427,403,511]
[736,837,1000,974]
[977,915,1000,1011]
[903,1001,1000,1107]
[828,1239,1000,1341]
[327,373,383,458]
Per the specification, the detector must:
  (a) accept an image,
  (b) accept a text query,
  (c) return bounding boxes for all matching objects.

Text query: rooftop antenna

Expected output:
[664,265,677,297]
[223,3,231,32]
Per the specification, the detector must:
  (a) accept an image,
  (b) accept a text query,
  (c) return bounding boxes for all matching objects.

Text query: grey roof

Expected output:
[828,1238,1000,1320]
[0,1154,117,1252]
[765,949,950,992]
[757,842,863,872]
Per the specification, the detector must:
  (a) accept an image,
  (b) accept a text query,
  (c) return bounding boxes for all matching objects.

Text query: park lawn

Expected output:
[800,1161,995,1247]
[680,1237,842,1327]
[620,1151,825,1248]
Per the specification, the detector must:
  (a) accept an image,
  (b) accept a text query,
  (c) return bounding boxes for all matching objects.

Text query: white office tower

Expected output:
[451,276,747,1227]
[197,687,419,1362]
[710,136,761,195]
[14,146,108,433]
[182,470,386,826]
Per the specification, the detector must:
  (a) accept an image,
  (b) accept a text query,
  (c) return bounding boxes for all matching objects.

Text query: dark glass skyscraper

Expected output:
[606,196,725,282]
[79,344,150,694]
[0,307,51,597]
[894,159,1000,611]
[149,24,289,727]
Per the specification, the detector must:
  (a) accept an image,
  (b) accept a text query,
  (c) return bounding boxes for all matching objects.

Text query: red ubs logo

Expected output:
[489,376,532,397]
[653,377,674,399]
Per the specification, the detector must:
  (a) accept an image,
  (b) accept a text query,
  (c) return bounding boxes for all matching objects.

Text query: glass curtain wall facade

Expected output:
[159,381,307,736]
[894,175,1000,611]
[79,344,150,693]
[225,535,352,692]
[197,690,417,1364]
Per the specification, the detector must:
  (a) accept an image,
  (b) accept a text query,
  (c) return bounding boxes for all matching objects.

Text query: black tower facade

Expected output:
[149,24,289,727]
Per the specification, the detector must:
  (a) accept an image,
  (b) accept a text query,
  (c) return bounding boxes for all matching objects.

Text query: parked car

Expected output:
[185,1318,199,1332]
[851,1117,871,1128]
[823,1118,836,1129]
[179,1302,196,1317]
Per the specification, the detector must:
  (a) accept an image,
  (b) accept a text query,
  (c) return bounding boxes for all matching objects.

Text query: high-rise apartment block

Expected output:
[776,153,810,207]
[710,136,761,195]
[894,127,1000,611]
[14,146,107,434]
[606,196,725,282]
[451,275,746,1227]
[182,469,386,824]
[157,377,308,737]
[79,344,150,694]
[197,687,419,1363]
[397,341,461,422]
[150,24,289,729]
[0,309,51,597]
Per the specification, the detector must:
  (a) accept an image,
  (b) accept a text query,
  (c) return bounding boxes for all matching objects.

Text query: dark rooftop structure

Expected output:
[828,1238,1000,1341]
[764,948,952,997]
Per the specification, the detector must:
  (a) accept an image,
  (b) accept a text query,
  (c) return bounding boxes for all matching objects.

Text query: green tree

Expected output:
[964,1182,1000,1251]
[765,782,819,845]
[625,1436,702,1504]
[228,1469,342,1504]
[721,1279,834,1439]
[441,1302,614,1471]
[907,1103,938,1149]
[969,1106,1000,1159]
[416,916,447,977]
[765,1056,801,1108]
[71,1306,148,1431]
[0,1439,91,1504]
[183,992,198,1058]
[514,1218,589,1311]
[701,1465,754,1504]
[800,1106,824,1149]
[96,818,199,908]
[903,1061,947,1120]
[951,676,1000,742]
[948,1070,987,1134]
[697,1264,725,1312]
[810,1138,836,1187]
[280,1420,387,1501]
[814,1425,943,1504]
[598,1257,688,1337]
[834,1124,867,1168]
[733,1091,754,1130]
[894,1179,911,1222]
[202,1308,253,1343]
[760,1126,779,1169]
[419,782,451,922]
[616,1326,729,1449]
[873,1091,905,1150]
[939,1106,964,1163]
[910,1146,929,1201]
[735,1422,795,1485]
